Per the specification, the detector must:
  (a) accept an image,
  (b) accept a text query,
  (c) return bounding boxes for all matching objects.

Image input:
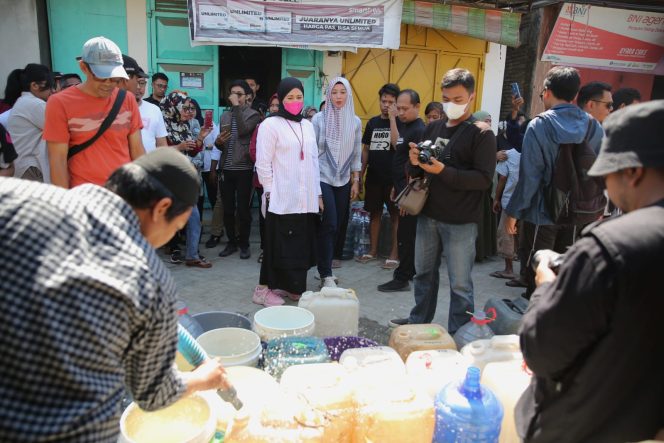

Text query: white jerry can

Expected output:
[298,287,359,337]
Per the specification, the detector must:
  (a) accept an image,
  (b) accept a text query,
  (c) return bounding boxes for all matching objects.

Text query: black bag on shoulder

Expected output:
[67,89,127,159]
[544,120,606,225]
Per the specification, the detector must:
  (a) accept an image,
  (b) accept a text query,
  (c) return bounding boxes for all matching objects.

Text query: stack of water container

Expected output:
[168,296,532,443]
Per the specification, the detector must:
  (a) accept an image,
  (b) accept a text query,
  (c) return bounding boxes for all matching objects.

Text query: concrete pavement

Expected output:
[164,214,526,345]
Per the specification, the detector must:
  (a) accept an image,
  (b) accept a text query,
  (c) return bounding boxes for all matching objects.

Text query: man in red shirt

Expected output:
[44,36,144,188]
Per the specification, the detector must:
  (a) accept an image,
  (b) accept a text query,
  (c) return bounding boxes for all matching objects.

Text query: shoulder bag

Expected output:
[67,89,127,159]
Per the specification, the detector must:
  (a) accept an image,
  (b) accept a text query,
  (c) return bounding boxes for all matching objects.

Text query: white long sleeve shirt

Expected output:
[256,116,321,215]
[8,92,49,182]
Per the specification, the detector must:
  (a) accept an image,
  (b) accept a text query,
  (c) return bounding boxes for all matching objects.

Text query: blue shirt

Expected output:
[496,148,521,208]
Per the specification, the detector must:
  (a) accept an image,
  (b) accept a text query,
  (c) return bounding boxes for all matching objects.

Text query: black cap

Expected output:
[132,148,200,207]
[52,71,64,79]
[122,54,149,78]
[589,100,664,176]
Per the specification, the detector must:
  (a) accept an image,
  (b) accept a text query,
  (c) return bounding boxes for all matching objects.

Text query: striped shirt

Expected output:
[311,111,363,187]
[222,116,252,171]
[0,179,185,442]
[256,116,321,215]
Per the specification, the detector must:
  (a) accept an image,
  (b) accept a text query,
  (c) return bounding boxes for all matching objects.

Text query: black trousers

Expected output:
[221,169,253,249]
[393,213,417,282]
[521,221,577,298]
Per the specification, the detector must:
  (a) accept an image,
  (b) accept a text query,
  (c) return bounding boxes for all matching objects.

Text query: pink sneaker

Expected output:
[272,289,301,301]
[252,286,284,307]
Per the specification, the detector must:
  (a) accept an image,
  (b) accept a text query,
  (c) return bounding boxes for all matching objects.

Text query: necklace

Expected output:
[286,120,305,160]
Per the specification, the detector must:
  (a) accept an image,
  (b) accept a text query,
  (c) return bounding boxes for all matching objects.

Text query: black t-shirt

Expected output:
[392,118,425,193]
[362,116,399,185]
[144,96,162,107]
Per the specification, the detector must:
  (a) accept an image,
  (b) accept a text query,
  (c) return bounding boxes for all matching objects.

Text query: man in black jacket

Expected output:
[516,100,664,443]
[389,69,496,332]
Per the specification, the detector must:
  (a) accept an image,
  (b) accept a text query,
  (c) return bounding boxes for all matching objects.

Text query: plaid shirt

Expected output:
[0,178,185,442]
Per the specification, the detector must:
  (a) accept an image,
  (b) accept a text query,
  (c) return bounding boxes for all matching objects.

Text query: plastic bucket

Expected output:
[120,392,216,443]
[253,306,315,342]
[196,327,262,367]
[192,311,251,333]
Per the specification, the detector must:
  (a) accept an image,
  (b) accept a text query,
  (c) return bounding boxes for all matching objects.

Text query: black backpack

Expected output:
[544,120,607,225]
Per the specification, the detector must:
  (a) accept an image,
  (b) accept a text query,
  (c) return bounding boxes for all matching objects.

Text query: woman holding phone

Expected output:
[161,90,212,268]
[253,77,322,306]
[312,77,362,288]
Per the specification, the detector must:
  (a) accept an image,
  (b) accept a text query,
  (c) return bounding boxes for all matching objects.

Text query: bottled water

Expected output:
[175,300,204,338]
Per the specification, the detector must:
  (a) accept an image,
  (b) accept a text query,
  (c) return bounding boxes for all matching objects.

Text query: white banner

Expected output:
[189,0,403,50]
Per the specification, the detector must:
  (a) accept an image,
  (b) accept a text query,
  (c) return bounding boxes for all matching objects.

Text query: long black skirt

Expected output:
[259,212,318,294]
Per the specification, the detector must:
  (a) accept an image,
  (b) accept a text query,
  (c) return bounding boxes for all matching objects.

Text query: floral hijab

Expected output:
[160,90,193,145]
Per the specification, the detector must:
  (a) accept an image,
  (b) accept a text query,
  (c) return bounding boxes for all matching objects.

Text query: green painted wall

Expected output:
[47,0,128,75]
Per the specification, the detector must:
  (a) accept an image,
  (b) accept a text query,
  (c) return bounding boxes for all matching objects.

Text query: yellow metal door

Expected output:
[437,53,484,113]
[343,48,390,128]
[390,49,439,117]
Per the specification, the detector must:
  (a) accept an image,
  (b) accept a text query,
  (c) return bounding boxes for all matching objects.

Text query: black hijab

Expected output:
[275,77,304,122]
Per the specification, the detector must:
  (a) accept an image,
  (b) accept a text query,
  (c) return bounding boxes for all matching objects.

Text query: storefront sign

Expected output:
[543,3,664,74]
[189,0,403,50]
[401,1,521,47]
[180,72,205,89]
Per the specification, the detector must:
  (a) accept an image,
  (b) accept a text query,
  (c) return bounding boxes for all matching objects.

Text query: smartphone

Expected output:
[204,110,213,128]
[511,82,521,99]
[221,123,231,133]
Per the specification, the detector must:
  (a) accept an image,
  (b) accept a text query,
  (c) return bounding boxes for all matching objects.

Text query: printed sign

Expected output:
[180,72,204,89]
[543,3,664,74]
[189,0,403,50]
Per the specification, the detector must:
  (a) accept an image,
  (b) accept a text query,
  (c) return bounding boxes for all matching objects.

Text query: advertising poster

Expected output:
[189,0,403,50]
[542,3,664,74]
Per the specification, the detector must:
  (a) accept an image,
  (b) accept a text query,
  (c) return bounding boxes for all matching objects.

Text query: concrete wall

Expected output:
[0,0,43,95]
[126,0,149,74]
[480,43,507,134]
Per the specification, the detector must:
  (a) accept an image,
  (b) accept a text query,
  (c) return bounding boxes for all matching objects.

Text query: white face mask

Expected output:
[443,101,468,120]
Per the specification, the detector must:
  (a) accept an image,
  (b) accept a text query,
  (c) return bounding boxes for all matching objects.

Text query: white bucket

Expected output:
[120,392,216,443]
[196,327,262,367]
[253,306,315,342]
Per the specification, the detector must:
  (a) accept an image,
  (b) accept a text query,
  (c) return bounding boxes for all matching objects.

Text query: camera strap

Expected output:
[423,119,473,184]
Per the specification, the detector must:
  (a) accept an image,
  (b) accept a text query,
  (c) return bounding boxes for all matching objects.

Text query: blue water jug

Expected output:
[434,366,503,443]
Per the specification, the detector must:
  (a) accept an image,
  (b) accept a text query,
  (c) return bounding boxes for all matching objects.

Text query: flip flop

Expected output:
[382,259,400,270]
[355,254,377,264]
[506,278,528,288]
[490,270,516,279]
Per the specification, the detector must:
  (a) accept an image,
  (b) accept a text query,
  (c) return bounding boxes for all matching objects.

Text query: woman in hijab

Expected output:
[311,77,362,288]
[253,77,321,306]
[161,90,212,268]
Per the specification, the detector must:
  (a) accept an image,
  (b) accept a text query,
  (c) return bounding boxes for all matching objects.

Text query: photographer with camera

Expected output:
[515,100,664,443]
[389,69,496,333]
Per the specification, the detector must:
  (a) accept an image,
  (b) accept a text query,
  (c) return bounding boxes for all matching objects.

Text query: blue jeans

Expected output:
[409,215,478,333]
[317,181,350,278]
[185,205,202,260]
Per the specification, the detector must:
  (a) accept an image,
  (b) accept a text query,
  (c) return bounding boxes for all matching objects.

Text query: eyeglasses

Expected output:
[137,80,148,87]
[154,83,168,89]
[231,92,246,97]
[591,99,613,110]
[539,88,547,100]
[182,106,196,112]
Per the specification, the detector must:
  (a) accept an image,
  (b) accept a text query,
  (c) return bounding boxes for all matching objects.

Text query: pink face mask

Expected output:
[284,101,304,116]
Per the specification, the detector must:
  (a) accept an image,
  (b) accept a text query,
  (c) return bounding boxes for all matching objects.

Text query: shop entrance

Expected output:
[218,46,282,108]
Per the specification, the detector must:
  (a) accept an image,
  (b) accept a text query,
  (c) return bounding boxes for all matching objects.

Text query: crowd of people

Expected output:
[0,34,662,442]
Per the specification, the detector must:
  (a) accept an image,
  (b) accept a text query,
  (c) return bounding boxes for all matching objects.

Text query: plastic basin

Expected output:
[192,311,251,333]
[196,327,262,367]
[253,306,315,342]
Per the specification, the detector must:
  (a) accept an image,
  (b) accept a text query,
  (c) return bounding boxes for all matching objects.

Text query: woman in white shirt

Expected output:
[254,77,322,307]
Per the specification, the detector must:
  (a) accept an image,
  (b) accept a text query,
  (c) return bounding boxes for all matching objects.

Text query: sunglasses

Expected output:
[591,99,613,110]
[539,87,547,100]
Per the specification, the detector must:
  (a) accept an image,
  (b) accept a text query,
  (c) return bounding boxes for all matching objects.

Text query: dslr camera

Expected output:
[415,139,444,165]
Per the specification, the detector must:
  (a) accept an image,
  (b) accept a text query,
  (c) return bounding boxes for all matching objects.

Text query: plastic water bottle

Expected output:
[343,209,359,259]
[354,211,370,257]
[175,300,204,338]
[434,366,503,442]
[453,309,496,350]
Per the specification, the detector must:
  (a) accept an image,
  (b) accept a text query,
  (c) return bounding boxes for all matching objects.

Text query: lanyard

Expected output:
[286,120,304,160]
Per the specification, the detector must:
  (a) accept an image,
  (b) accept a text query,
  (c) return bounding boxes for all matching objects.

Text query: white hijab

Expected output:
[322,77,357,170]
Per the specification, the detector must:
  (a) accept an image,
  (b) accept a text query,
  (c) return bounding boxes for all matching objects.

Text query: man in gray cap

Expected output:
[44,36,145,189]
[0,149,229,442]
[515,100,664,442]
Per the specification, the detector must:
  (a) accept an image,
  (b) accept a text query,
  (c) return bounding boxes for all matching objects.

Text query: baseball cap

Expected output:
[588,100,664,177]
[79,36,128,80]
[122,54,149,79]
[132,148,200,208]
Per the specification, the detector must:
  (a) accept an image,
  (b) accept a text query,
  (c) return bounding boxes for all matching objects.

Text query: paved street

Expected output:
[163,211,525,344]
